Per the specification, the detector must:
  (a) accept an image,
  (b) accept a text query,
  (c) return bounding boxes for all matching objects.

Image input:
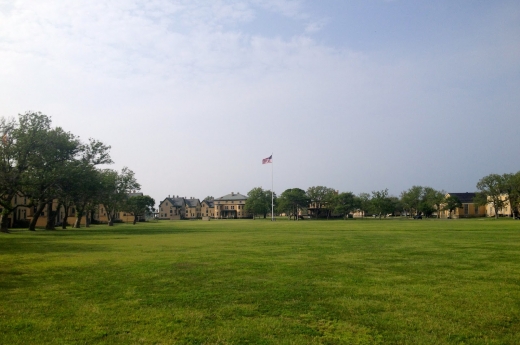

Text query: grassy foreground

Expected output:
[1,218,520,344]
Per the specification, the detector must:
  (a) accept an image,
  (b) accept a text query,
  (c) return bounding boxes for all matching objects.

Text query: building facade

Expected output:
[214,192,249,219]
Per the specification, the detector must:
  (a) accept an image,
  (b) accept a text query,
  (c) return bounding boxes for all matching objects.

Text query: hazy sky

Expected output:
[1,0,519,204]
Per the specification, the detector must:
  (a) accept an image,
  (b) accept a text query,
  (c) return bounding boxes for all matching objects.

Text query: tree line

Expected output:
[245,171,520,220]
[0,112,154,232]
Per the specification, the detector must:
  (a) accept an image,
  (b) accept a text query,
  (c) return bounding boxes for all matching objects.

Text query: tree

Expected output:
[356,193,371,218]
[71,139,112,228]
[263,189,277,219]
[204,196,214,201]
[245,187,270,219]
[0,112,61,232]
[331,192,358,219]
[502,172,520,218]
[123,195,155,224]
[421,187,446,218]
[476,174,507,219]
[388,196,404,216]
[98,167,141,226]
[22,125,82,230]
[443,195,462,218]
[277,188,310,220]
[306,186,335,219]
[400,186,424,217]
[371,189,393,219]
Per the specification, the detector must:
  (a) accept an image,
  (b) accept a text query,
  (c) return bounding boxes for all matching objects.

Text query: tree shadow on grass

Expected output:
[0,236,112,254]
[4,224,209,237]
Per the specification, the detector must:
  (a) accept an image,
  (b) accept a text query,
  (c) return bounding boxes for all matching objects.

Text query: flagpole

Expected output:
[271,154,274,221]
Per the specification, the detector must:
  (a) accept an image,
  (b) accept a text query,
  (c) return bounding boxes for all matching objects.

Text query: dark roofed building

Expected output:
[440,192,486,218]
[158,196,187,220]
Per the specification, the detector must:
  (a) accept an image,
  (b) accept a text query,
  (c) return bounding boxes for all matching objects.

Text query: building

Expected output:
[214,192,249,219]
[158,196,186,220]
[439,192,486,218]
[201,199,215,218]
[485,194,512,217]
[185,198,201,219]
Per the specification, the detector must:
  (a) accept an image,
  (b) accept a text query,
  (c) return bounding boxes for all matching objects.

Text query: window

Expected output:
[474,205,479,214]
[464,204,469,215]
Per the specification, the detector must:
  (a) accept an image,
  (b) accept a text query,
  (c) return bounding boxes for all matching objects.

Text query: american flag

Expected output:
[262,155,272,164]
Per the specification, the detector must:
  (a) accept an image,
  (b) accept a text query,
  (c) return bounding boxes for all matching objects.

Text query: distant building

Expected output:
[158,196,187,220]
[440,192,486,218]
[214,192,249,219]
[201,199,215,218]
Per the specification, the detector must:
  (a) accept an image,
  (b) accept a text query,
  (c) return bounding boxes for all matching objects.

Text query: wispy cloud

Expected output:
[0,1,519,200]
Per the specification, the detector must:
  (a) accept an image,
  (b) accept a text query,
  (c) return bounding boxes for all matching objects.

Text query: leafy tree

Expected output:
[356,193,371,218]
[204,196,214,201]
[99,167,140,226]
[245,187,270,219]
[502,172,520,218]
[371,189,393,219]
[331,192,358,219]
[277,188,309,221]
[0,112,61,232]
[388,196,404,216]
[421,187,446,218]
[264,189,277,219]
[476,174,507,219]
[307,186,335,219]
[22,126,82,230]
[123,195,155,224]
[400,186,424,217]
[443,195,462,218]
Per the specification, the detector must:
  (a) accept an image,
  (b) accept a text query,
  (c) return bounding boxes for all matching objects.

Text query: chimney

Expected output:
[231,192,234,196]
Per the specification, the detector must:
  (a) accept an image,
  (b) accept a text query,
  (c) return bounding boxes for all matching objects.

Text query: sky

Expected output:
[1,0,519,204]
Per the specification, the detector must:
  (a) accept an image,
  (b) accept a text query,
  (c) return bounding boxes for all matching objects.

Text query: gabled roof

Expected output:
[161,197,186,207]
[185,198,200,207]
[202,200,214,207]
[447,192,477,203]
[215,192,248,201]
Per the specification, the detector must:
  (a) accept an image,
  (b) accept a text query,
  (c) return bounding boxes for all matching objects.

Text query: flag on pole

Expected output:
[262,155,272,164]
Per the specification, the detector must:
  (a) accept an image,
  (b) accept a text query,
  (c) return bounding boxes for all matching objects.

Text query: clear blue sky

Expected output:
[1,0,519,204]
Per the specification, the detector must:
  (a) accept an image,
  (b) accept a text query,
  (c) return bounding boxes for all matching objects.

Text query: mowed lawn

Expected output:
[1,219,520,344]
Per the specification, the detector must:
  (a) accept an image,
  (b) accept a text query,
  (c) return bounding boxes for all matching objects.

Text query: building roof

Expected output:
[185,198,200,207]
[215,192,248,201]
[161,197,186,207]
[447,192,477,203]
[202,200,214,207]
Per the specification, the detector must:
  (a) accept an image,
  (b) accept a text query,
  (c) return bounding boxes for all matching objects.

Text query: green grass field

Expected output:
[1,218,520,344]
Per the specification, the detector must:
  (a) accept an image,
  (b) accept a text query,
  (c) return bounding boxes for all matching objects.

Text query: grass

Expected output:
[1,218,520,344]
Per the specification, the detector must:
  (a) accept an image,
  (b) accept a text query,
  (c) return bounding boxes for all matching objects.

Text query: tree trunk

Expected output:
[62,205,69,229]
[74,214,83,228]
[1,213,10,233]
[108,211,114,226]
[133,215,137,225]
[29,202,46,231]
[75,207,85,228]
[85,211,91,227]
[45,201,56,230]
